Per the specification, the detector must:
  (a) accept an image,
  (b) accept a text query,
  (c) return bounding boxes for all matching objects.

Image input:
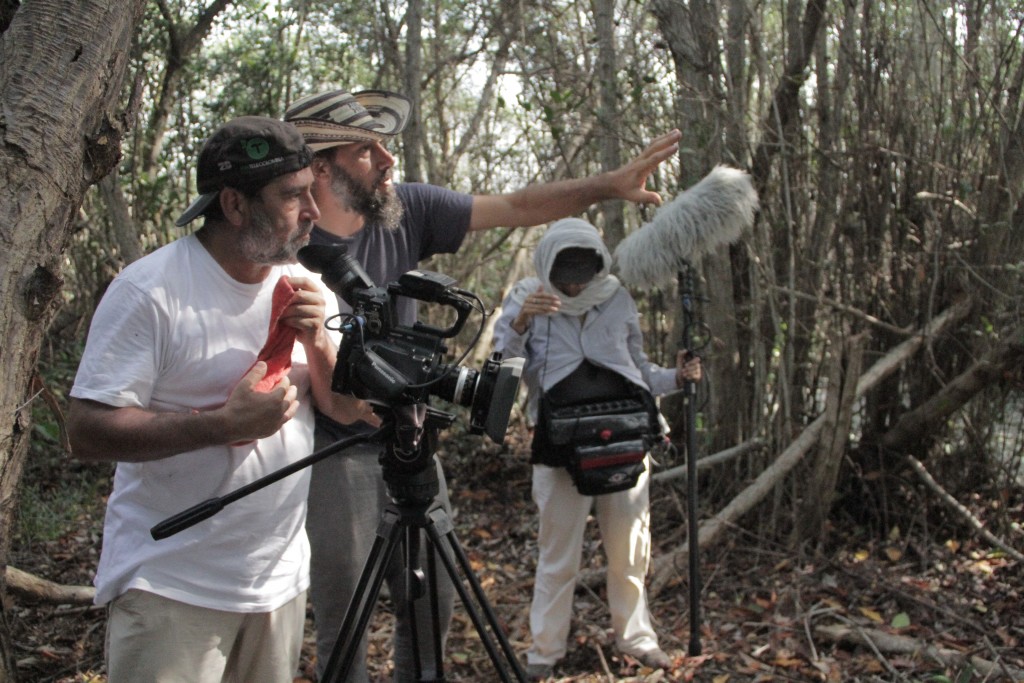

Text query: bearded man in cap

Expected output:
[284,88,681,682]
[67,116,366,683]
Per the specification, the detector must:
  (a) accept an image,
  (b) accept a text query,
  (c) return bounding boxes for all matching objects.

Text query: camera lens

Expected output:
[433,365,478,407]
[429,354,523,443]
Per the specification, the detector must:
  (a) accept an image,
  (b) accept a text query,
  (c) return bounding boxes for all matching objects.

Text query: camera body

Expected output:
[334,269,470,403]
[298,244,522,444]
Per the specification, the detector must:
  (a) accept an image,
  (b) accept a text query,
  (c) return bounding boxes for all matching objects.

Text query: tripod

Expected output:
[321,403,527,683]
[150,403,527,683]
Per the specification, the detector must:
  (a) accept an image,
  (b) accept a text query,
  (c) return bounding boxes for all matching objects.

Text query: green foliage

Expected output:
[17,341,110,549]
[14,472,108,547]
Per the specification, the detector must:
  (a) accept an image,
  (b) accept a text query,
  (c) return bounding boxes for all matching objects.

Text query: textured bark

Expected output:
[591,0,624,248]
[796,331,866,544]
[0,1,146,679]
[401,0,423,182]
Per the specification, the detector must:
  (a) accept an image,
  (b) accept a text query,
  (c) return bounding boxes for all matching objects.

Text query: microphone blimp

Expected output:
[614,165,759,289]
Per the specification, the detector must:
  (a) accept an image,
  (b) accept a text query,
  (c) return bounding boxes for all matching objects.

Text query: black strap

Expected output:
[545,360,633,406]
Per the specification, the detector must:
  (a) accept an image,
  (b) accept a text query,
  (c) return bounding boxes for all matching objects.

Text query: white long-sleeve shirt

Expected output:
[493,285,678,424]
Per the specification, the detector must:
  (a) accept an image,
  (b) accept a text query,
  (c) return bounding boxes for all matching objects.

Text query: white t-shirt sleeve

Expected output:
[70,278,163,409]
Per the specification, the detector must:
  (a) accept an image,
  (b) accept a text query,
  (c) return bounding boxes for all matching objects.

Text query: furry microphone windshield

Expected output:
[614,165,759,289]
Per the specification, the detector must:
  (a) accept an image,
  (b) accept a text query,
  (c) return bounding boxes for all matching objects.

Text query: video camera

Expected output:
[297,244,523,444]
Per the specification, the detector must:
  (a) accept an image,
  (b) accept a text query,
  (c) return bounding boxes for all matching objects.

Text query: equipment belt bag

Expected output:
[545,397,651,445]
[570,439,647,496]
[541,397,653,496]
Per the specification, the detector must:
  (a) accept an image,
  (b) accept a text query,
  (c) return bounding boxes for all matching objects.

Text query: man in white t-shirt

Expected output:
[67,116,367,683]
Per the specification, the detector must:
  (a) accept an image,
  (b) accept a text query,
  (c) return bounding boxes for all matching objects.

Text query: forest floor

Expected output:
[8,422,1024,683]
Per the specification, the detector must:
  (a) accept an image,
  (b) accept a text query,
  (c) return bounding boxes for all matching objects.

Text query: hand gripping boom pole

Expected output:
[614,165,758,656]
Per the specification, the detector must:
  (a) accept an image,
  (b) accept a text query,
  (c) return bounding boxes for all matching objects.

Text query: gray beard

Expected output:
[239,200,310,265]
[328,163,403,231]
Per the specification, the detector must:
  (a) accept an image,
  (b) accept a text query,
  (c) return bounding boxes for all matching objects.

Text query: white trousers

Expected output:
[526,461,660,666]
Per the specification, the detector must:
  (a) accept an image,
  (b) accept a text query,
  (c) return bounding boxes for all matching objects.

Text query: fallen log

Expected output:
[814,623,1024,680]
[651,439,765,484]
[4,566,95,605]
[649,297,973,595]
[880,334,1024,452]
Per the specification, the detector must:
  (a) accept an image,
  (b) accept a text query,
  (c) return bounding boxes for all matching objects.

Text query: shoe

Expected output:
[525,662,554,681]
[636,648,674,670]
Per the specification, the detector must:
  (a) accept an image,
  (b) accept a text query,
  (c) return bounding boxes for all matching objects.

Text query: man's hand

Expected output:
[220,362,301,442]
[281,276,328,347]
[468,129,682,231]
[608,129,682,206]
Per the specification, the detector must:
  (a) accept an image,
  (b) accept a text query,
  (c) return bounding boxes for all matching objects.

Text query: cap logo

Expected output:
[243,137,270,160]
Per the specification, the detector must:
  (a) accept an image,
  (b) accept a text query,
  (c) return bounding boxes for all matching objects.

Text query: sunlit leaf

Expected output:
[859,607,883,623]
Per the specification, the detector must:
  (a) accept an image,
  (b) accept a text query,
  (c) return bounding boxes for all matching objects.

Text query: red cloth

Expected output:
[251,275,298,392]
[228,276,298,447]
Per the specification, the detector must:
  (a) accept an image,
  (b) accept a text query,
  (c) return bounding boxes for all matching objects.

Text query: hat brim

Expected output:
[289,121,393,152]
[175,191,218,227]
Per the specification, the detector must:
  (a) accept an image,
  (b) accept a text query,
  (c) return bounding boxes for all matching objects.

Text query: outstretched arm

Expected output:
[468,129,681,231]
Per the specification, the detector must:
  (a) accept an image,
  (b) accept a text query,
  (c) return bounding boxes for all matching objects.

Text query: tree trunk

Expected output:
[0,1,146,679]
[402,0,423,183]
[796,330,866,545]
[145,0,234,177]
[591,0,624,248]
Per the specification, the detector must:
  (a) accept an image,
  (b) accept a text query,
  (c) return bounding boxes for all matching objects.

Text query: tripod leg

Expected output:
[422,506,528,683]
[425,530,445,679]
[397,523,453,683]
[321,506,404,683]
[402,525,431,681]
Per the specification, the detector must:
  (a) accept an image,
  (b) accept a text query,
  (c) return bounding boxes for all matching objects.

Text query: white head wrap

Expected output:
[509,218,621,316]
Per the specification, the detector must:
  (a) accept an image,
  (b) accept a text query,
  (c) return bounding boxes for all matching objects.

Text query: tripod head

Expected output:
[373,402,456,506]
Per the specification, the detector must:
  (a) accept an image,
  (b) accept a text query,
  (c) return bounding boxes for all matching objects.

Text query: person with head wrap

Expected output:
[283,87,682,682]
[494,218,701,680]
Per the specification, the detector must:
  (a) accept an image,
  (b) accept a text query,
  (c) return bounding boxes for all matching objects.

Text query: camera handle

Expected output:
[150,431,381,540]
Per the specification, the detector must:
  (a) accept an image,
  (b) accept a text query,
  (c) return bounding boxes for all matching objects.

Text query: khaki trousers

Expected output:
[526,462,660,666]
[105,588,305,683]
